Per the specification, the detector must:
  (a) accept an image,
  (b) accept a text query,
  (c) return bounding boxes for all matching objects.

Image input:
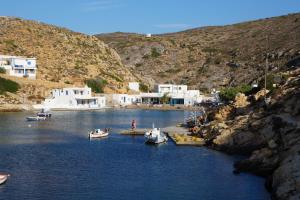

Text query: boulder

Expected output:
[234,93,250,108]
[253,89,270,101]
[234,148,279,176]
[214,105,234,121]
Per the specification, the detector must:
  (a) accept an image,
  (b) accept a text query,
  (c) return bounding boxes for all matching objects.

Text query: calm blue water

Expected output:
[0,109,269,200]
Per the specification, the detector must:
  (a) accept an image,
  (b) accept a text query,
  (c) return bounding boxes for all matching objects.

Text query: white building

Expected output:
[110,83,203,106]
[151,84,202,106]
[154,84,188,94]
[34,86,106,110]
[0,55,37,79]
[128,82,140,92]
[112,94,141,106]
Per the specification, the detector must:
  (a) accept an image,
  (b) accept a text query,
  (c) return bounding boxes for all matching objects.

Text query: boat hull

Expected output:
[26,116,46,121]
[89,131,109,138]
[145,136,168,144]
[144,128,168,144]
[0,174,9,185]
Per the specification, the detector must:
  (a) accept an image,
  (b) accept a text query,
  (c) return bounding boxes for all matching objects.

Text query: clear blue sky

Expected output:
[1,0,300,35]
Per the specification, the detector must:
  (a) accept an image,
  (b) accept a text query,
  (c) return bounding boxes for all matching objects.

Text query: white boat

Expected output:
[0,173,10,185]
[26,116,46,121]
[89,129,109,138]
[144,126,168,144]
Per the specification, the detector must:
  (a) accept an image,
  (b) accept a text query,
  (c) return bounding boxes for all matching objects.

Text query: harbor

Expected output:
[0,109,269,200]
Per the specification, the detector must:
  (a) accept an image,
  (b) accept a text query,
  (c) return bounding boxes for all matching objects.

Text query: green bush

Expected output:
[151,48,161,58]
[220,84,252,101]
[0,67,6,74]
[139,83,149,92]
[85,78,108,93]
[0,77,20,94]
[161,93,170,104]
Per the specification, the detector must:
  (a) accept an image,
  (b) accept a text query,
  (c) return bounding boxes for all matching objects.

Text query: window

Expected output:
[66,91,68,95]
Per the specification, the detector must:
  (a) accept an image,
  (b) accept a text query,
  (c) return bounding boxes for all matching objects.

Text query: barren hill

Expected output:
[0,16,136,93]
[97,13,300,92]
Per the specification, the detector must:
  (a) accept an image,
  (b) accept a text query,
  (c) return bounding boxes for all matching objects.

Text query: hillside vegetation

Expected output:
[0,77,20,94]
[97,13,300,92]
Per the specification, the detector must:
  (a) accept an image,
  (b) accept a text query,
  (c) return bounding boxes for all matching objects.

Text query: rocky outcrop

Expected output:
[201,68,300,199]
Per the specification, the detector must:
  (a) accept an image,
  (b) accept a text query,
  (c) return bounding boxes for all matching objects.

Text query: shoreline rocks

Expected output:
[199,69,300,200]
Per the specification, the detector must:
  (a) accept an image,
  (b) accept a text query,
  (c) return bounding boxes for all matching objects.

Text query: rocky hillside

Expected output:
[0,16,136,94]
[97,13,300,92]
[195,67,300,200]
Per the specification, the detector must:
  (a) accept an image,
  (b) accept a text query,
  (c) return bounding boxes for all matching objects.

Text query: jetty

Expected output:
[119,128,149,135]
[119,126,205,146]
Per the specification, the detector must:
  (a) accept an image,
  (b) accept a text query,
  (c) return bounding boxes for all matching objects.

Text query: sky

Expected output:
[0,0,300,35]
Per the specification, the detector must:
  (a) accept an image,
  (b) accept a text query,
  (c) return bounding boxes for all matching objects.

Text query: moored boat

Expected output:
[144,126,168,144]
[89,129,109,138]
[0,173,10,185]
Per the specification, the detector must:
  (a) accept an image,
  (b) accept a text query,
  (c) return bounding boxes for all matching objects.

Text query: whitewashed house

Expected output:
[154,84,188,94]
[0,55,37,79]
[34,86,106,110]
[112,94,141,106]
[147,84,202,106]
[110,83,203,106]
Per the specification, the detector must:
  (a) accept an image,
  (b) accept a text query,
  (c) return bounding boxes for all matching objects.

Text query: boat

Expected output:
[37,108,52,118]
[89,129,109,138]
[0,173,10,185]
[144,125,168,144]
[26,116,46,121]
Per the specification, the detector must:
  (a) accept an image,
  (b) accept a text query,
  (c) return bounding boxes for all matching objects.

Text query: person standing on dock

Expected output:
[131,120,136,130]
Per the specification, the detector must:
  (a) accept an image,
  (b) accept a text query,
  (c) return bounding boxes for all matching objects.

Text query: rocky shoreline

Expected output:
[0,104,32,112]
[194,68,300,200]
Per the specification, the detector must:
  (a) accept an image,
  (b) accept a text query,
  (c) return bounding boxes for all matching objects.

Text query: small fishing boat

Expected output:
[26,116,46,121]
[144,125,168,144]
[0,173,10,185]
[89,129,109,138]
[37,108,52,118]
